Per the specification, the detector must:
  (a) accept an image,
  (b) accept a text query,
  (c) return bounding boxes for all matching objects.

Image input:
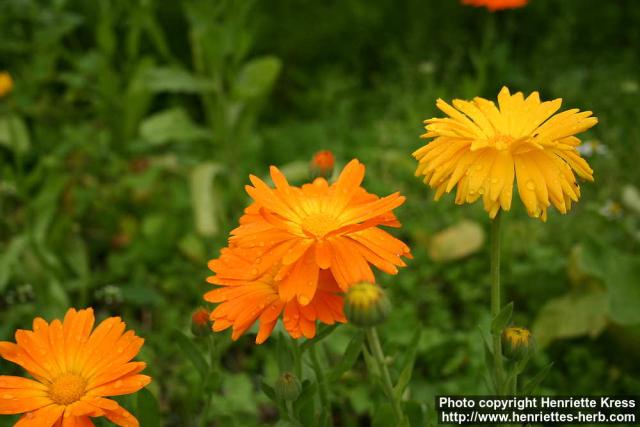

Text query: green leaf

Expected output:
[233,56,282,100]
[393,330,421,399]
[136,388,160,427]
[328,331,364,382]
[190,162,223,237]
[522,362,553,395]
[604,254,640,325]
[491,302,514,335]
[172,329,208,378]
[260,380,277,401]
[122,286,163,307]
[0,236,27,292]
[139,108,210,146]
[292,380,318,425]
[479,327,497,393]
[143,67,216,93]
[222,372,258,414]
[372,403,396,427]
[403,401,426,427]
[532,290,608,347]
[362,346,379,378]
[0,114,31,154]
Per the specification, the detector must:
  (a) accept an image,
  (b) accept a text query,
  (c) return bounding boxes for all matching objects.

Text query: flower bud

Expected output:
[502,327,534,361]
[275,372,301,401]
[191,307,211,337]
[310,150,335,179]
[0,72,13,97]
[344,282,391,327]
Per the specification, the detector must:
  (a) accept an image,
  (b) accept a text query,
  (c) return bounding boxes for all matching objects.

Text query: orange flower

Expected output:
[310,150,335,178]
[462,0,528,11]
[206,247,346,343]
[0,308,150,427]
[232,159,411,305]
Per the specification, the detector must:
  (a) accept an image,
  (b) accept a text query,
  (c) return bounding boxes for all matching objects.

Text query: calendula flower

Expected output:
[206,247,346,343]
[413,87,597,221]
[0,308,150,426]
[0,72,13,97]
[310,150,335,178]
[232,159,411,304]
[462,0,528,11]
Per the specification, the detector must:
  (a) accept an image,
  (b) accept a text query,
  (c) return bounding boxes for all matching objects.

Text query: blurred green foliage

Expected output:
[1,0,639,425]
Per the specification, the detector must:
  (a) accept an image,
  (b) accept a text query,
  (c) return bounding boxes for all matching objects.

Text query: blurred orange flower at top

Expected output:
[0,72,13,97]
[233,159,411,304]
[0,308,150,427]
[310,150,335,178]
[462,0,528,11]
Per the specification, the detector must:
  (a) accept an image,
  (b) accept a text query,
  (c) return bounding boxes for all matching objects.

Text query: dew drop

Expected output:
[526,181,535,191]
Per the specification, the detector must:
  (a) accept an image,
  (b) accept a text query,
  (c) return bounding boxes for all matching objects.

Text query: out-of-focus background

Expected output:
[1,0,639,425]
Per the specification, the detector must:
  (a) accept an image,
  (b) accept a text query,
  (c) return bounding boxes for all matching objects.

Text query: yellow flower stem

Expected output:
[366,327,404,423]
[490,211,505,392]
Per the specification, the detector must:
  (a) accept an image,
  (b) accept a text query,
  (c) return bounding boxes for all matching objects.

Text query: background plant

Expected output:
[1,0,639,425]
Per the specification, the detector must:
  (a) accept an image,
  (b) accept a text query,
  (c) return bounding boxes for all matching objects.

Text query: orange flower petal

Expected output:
[14,404,64,427]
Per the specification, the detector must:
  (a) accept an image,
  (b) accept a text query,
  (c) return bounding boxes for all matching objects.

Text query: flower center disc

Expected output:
[490,134,514,150]
[49,373,87,405]
[301,213,339,238]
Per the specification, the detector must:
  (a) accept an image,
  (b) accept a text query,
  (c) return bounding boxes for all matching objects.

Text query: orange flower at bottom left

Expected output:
[0,308,151,427]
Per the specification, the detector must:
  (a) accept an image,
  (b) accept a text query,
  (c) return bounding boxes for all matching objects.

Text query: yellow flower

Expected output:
[0,72,13,97]
[413,87,598,221]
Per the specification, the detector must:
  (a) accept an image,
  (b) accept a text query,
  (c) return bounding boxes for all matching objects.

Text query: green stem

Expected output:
[310,345,331,425]
[491,212,505,392]
[286,400,297,424]
[291,339,302,379]
[199,335,218,427]
[366,328,404,423]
